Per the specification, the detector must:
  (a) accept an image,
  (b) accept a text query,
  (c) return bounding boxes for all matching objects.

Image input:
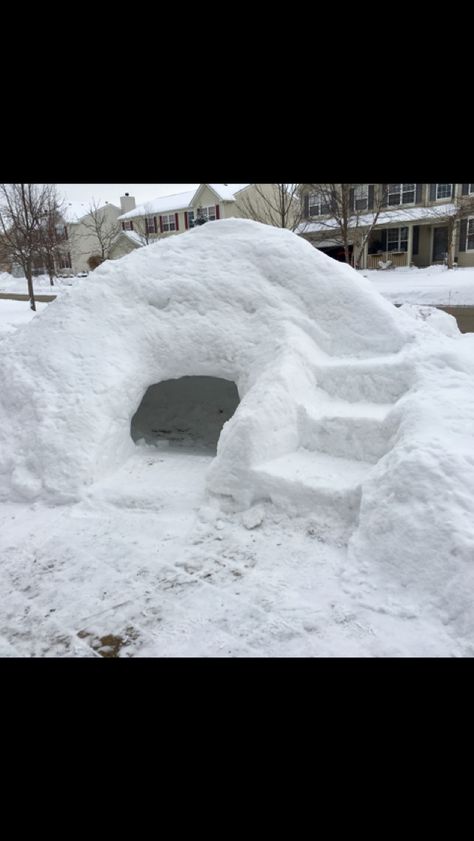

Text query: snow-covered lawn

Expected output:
[361,265,474,306]
[0,272,74,296]
[0,300,48,339]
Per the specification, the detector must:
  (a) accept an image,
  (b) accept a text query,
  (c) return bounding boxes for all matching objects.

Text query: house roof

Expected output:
[118,184,250,221]
[62,201,120,224]
[297,203,458,235]
[62,201,90,223]
[121,230,143,246]
[207,184,250,201]
[118,190,198,220]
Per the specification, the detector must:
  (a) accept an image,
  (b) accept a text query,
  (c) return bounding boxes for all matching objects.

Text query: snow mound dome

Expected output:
[0,218,414,503]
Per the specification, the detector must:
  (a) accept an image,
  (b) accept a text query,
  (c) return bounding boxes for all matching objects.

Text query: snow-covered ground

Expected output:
[0,300,48,339]
[361,265,474,306]
[0,272,75,296]
[1,227,474,658]
[0,443,465,657]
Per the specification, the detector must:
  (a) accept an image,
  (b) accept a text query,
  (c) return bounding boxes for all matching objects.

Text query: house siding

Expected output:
[68,204,122,274]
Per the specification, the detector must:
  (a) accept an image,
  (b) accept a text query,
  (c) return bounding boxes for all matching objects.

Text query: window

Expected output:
[162,214,176,232]
[467,218,474,251]
[469,185,474,194]
[188,210,195,228]
[387,227,409,252]
[388,184,415,206]
[122,220,133,231]
[199,205,217,222]
[435,184,452,200]
[58,252,72,269]
[308,192,330,216]
[354,184,369,211]
[146,216,157,234]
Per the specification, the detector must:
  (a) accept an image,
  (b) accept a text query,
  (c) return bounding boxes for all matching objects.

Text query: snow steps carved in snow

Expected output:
[250,354,412,531]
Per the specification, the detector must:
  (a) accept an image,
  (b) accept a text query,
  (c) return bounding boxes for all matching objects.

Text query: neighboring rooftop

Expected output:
[118,184,250,220]
[62,201,120,224]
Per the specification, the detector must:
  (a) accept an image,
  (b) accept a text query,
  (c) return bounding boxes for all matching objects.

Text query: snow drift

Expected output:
[1,218,474,639]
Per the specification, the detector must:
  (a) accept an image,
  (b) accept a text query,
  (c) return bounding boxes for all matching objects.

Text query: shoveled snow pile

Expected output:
[1,218,474,640]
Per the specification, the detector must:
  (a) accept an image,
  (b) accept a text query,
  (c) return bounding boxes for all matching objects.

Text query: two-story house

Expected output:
[110,184,295,258]
[298,185,474,270]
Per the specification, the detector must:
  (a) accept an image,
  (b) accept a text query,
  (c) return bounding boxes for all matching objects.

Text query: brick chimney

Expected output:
[120,193,136,214]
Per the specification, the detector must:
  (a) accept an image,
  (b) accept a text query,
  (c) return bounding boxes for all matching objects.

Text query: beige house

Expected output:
[57,200,124,275]
[298,184,474,270]
[111,184,297,257]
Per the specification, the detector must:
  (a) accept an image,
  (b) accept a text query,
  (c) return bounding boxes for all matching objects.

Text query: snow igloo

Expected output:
[3,218,474,637]
[0,219,414,509]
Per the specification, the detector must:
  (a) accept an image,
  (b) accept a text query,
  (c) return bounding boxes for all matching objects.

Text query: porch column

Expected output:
[362,238,369,270]
[449,221,456,267]
[407,224,414,267]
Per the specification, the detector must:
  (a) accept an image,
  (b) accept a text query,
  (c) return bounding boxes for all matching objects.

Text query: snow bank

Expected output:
[348,334,474,639]
[363,265,474,306]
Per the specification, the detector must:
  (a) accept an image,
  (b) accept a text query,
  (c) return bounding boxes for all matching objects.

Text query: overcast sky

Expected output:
[59,184,198,207]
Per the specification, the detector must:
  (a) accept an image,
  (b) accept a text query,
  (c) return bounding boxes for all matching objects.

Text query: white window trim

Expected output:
[354,184,369,212]
[466,216,474,251]
[308,193,330,216]
[468,184,474,195]
[435,184,452,201]
[386,226,409,252]
[161,213,177,232]
[198,205,217,221]
[388,184,416,207]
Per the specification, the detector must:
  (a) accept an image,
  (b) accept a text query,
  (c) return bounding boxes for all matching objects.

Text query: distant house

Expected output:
[298,184,474,269]
[111,184,295,256]
[58,200,123,275]
[114,184,250,248]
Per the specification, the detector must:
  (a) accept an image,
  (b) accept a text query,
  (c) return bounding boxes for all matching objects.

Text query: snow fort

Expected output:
[1,219,474,610]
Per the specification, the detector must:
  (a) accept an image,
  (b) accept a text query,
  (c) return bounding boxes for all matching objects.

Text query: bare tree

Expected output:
[0,183,63,310]
[37,188,68,286]
[81,198,121,266]
[238,184,303,230]
[300,184,389,267]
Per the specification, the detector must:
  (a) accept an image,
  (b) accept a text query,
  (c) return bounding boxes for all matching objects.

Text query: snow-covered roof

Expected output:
[121,230,144,246]
[208,184,250,201]
[118,184,251,220]
[62,201,120,224]
[62,201,90,223]
[297,204,458,235]
[119,190,198,220]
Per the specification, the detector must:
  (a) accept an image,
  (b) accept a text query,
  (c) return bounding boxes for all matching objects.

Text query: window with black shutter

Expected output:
[388,184,416,206]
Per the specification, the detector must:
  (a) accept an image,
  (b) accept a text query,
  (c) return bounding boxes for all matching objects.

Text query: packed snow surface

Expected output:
[1,218,474,653]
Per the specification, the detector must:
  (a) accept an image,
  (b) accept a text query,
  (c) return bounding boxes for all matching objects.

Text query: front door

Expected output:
[432,226,448,262]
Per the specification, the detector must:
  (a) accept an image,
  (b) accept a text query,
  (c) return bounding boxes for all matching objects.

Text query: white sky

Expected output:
[58,184,199,207]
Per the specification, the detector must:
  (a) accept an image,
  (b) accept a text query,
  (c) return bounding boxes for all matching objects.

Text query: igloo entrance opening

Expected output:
[131,376,240,454]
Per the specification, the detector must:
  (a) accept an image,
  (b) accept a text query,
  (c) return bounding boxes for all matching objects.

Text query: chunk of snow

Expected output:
[242,505,265,529]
